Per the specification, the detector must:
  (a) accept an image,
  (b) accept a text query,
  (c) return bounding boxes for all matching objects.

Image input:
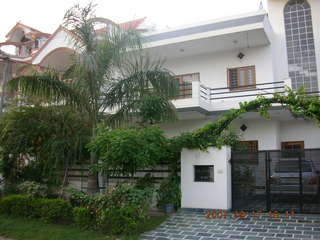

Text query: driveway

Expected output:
[141,209,320,240]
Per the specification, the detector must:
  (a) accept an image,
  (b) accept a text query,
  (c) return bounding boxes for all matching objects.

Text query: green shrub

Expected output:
[99,206,141,235]
[135,173,154,190]
[37,198,73,223]
[68,184,152,234]
[96,184,151,234]
[157,174,181,210]
[73,207,95,229]
[0,195,34,217]
[17,181,48,198]
[67,188,95,207]
[0,195,72,223]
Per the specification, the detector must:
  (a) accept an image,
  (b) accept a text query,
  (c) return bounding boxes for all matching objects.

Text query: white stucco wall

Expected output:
[164,45,274,89]
[32,28,75,65]
[280,120,320,149]
[181,147,231,210]
[232,119,281,150]
[161,116,320,150]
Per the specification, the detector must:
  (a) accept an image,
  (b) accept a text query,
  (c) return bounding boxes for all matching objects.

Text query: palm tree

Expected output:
[8,3,179,193]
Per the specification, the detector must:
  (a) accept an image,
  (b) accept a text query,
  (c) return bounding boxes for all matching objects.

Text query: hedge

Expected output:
[0,195,72,223]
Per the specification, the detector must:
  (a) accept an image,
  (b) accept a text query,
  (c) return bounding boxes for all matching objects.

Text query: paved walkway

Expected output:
[141,209,320,240]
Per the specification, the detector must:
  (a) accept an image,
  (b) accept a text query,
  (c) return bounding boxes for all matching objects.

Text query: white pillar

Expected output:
[181,146,231,210]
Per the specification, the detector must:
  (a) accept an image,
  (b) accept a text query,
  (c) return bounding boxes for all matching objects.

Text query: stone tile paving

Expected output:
[141,209,320,240]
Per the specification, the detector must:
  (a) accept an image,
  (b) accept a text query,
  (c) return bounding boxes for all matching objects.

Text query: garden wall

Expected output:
[181,146,232,210]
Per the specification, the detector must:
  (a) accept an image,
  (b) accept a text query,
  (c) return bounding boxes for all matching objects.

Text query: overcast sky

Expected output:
[0,0,267,42]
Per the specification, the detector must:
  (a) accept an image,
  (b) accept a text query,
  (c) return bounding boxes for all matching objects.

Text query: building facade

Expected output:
[1,0,320,210]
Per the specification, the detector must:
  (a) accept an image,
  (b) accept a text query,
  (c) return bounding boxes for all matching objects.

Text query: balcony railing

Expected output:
[173,79,320,112]
[200,81,286,102]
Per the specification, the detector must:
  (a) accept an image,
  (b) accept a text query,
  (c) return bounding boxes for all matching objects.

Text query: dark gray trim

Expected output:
[211,81,284,91]
[145,14,266,43]
[211,86,284,96]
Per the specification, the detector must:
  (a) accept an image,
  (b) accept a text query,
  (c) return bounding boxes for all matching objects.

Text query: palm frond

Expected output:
[106,55,178,109]
[8,72,87,110]
[104,55,178,125]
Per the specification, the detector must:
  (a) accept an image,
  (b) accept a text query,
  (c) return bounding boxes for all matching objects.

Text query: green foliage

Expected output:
[170,89,320,151]
[8,3,178,194]
[0,195,34,217]
[99,206,141,235]
[0,106,90,184]
[67,188,95,207]
[137,95,177,124]
[17,181,48,198]
[97,184,151,234]
[157,174,181,210]
[73,207,95,229]
[0,195,72,223]
[89,126,169,176]
[35,198,73,223]
[135,173,155,190]
[0,214,167,240]
[68,184,152,234]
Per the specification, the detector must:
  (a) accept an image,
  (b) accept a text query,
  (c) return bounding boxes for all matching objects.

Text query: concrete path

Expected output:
[141,209,320,240]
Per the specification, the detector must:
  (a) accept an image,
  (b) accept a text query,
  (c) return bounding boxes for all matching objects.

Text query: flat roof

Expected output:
[145,11,267,43]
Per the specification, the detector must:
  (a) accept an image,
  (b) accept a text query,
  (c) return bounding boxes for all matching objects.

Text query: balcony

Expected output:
[144,11,272,60]
[172,79,292,114]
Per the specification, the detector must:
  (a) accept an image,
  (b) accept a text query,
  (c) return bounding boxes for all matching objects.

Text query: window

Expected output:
[34,39,39,48]
[194,165,214,182]
[228,66,256,90]
[240,141,259,152]
[282,141,304,150]
[175,73,199,99]
[284,0,318,93]
[281,141,304,158]
[239,141,259,164]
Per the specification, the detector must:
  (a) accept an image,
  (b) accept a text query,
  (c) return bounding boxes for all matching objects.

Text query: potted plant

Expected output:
[157,174,181,214]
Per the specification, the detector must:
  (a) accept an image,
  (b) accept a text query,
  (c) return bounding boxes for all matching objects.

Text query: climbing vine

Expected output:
[171,88,320,151]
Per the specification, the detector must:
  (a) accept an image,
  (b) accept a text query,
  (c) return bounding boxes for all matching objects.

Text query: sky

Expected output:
[0,0,267,42]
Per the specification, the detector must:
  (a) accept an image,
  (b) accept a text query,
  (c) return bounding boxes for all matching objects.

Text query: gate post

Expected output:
[298,153,303,212]
[265,151,271,211]
[231,151,234,211]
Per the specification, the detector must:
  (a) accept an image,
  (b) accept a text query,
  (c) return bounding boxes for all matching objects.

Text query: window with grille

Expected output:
[281,141,305,158]
[175,73,199,99]
[284,0,318,92]
[228,66,256,90]
[194,165,214,182]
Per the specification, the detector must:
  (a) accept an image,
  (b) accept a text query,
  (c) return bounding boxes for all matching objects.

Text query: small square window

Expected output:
[194,165,214,182]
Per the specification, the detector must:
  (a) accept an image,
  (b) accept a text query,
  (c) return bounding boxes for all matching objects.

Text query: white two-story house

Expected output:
[1,0,320,211]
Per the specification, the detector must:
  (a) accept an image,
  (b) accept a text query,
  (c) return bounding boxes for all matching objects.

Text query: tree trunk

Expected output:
[87,121,99,194]
[87,152,99,194]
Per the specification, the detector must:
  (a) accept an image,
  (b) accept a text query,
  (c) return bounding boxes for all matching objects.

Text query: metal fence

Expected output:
[231,149,320,213]
[67,163,171,192]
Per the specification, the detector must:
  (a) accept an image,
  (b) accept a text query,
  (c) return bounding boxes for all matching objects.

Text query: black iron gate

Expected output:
[231,149,320,213]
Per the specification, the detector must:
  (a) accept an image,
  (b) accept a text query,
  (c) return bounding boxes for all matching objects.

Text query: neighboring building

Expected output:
[1,0,319,211]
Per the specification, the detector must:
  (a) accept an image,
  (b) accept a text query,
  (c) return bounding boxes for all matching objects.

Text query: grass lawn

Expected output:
[0,215,167,240]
